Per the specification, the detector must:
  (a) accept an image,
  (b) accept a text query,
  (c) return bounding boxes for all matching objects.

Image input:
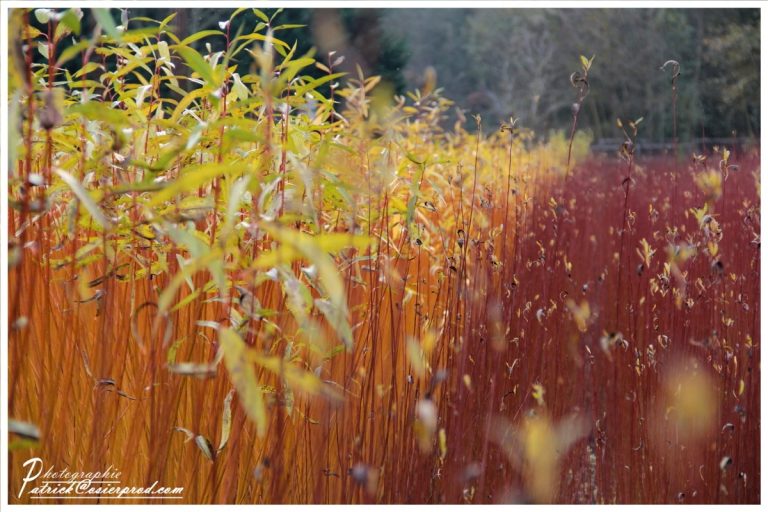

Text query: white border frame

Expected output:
[1,1,764,510]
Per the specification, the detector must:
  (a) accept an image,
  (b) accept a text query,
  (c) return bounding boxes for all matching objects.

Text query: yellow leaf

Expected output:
[256,226,371,351]
[55,169,112,229]
[148,162,248,207]
[438,428,447,461]
[249,352,342,402]
[522,415,557,502]
[566,299,591,333]
[422,329,437,356]
[195,434,215,461]
[252,244,302,269]
[170,87,208,123]
[158,249,222,312]
[219,328,267,437]
[218,389,235,451]
[406,337,426,377]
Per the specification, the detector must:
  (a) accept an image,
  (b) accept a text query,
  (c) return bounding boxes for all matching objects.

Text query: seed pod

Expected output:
[457,229,465,248]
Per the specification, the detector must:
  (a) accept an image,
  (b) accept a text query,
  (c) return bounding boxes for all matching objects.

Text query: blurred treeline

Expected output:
[385,8,759,141]
[33,7,759,141]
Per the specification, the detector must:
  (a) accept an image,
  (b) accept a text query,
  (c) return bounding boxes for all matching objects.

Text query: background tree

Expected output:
[385,8,759,140]
[33,7,759,141]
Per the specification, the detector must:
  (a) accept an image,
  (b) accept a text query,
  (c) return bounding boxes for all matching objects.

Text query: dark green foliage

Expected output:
[120,8,409,94]
[36,7,757,140]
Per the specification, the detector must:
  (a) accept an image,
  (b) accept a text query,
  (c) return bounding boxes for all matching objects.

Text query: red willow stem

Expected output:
[614,151,634,328]
[500,126,515,278]
[671,70,680,226]
[9,8,39,421]
[564,102,582,187]
[211,23,232,245]
[11,10,37,325]
[550,64,589,307]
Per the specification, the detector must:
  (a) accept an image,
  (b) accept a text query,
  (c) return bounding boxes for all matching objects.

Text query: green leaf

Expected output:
[111,56,154,79]
[293,73,346,97]
[179,30,225,47]
[93,9,122,42]
[219,175,251,243]
[253,9,270,23]
[55,40,90,68]
[270,8,284,22]
[34,9,54,24]
[166,224,210,259]
[37,41,49,61]
[220,328,267,437]
[323,344,346,361]
[60,9,82,36]
[73,61,103,78]
[68,101,132,127]
[233,32,290,49]
[158,12,177,32]
[55,169,112,230]
[174,45,216,86]
[273,24,306,31]
[230,8,248,22]
[169,287,202,313]
[164,225,227,301]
